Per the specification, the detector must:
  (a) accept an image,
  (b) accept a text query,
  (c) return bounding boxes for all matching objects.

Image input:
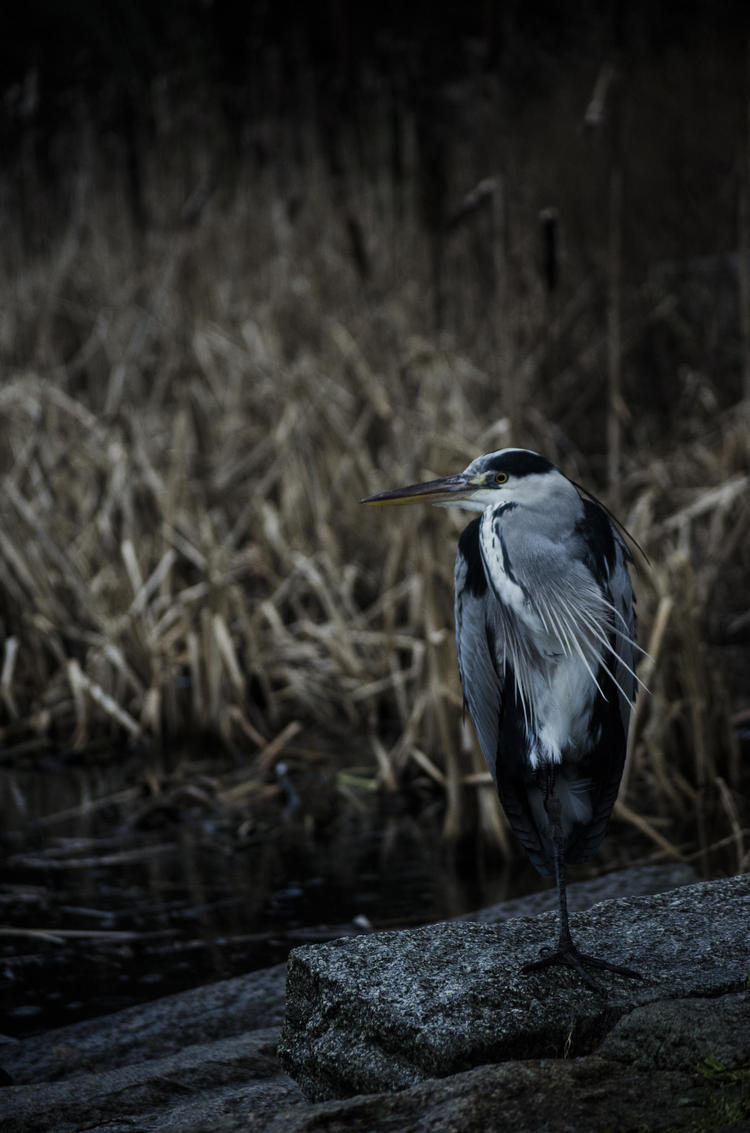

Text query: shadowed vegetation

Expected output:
[0,15,749,986]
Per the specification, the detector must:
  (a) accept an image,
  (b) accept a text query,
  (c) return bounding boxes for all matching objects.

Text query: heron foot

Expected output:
[522,941,643,996]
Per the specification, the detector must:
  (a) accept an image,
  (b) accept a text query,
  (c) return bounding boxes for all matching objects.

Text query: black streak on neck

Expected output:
[458,517,486,597]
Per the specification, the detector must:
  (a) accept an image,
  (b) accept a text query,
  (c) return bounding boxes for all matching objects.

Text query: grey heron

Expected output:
[362,448,644,993]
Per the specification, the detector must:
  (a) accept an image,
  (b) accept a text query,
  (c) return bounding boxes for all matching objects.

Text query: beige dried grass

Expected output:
[0,109,747,879]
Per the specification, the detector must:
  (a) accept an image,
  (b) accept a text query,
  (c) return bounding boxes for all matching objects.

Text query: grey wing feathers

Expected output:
[453,550,504,783]
[566,527,637,866]
[452,499,638,876]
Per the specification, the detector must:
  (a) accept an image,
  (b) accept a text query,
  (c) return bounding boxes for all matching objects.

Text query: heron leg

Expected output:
[522,844,642,996]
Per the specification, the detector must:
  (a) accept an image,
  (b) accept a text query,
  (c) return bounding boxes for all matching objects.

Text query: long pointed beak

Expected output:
[361,473,473,506]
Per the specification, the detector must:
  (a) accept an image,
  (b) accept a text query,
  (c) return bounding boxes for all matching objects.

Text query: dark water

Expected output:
[1,753,540,1038]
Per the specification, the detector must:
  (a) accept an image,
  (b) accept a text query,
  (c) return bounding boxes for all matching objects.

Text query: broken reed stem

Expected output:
[714,775,746,874]
[613,799,685,861]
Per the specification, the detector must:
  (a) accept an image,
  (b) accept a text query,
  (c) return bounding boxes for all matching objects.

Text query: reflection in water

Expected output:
[1,751,541,1036]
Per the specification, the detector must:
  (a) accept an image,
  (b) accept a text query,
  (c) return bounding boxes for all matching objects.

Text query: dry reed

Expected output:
[0,71,748,881]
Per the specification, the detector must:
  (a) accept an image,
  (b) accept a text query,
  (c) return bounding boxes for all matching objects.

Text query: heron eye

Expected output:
[493,472,508,485]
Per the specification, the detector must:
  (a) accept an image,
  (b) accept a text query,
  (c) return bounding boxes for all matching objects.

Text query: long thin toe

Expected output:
[575,952,643,980]
[522,948,607,995]
[522,943,642,996]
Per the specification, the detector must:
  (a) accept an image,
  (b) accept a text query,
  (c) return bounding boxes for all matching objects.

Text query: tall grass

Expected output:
[0,58,748,880]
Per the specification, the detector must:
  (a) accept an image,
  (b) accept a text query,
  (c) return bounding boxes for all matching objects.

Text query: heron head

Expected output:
[361,448,567,512]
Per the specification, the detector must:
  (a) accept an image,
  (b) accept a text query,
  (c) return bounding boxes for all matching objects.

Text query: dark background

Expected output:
[1,0,748,1036]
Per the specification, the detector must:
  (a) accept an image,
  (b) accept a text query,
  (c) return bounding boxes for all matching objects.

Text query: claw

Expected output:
[523,941,643,996]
